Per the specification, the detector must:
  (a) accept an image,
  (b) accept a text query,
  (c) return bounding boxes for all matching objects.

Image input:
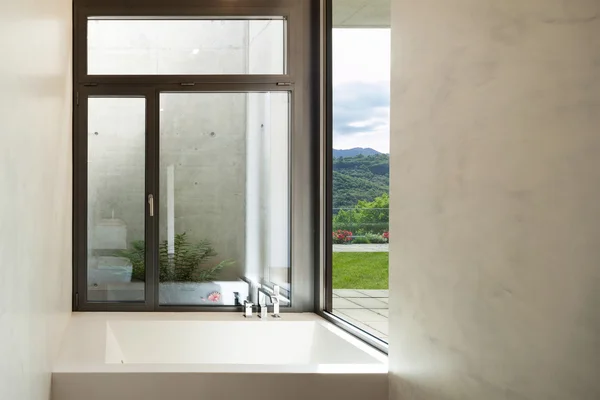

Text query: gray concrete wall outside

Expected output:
[87,20,286,283]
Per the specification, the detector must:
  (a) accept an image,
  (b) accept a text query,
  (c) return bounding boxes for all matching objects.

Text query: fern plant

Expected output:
[115,232,233,282]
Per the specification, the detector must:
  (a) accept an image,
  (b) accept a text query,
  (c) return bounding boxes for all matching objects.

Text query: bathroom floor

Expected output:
[332,289,388,341]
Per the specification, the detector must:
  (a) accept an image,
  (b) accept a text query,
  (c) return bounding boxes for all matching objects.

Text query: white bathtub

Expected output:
[53,313,387,400]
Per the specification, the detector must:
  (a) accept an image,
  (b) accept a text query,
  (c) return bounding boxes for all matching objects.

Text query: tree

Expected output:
[332,153,389,210]
[332,193,389,234]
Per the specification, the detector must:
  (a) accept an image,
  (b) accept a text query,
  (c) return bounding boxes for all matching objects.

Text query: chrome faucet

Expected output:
[243,300,254,318]
[257,285,286,318]
[257,287,277,318]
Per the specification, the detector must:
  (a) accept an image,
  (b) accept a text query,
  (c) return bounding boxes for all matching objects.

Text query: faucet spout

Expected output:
[257,285,284,318]
[257,287,275,303]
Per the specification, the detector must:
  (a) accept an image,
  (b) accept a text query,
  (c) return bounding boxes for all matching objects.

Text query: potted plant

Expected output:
[116,232,234,305]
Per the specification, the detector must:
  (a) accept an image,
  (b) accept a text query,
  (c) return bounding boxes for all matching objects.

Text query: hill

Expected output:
[333,153,389,211]
[333,147,381,158]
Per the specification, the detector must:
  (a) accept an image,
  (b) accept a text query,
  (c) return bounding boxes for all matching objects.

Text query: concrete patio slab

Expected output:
[364,322,389,336]
[373,309,389,317]
[332,290,389,342]
[334,312,384,337]
[332,289,370,298]
[356,289,389,298]
[338,308,387,322]
[347,297,388,309]
[333,298,364,309]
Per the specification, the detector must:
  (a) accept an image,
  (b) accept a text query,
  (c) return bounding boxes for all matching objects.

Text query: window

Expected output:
[87,18,286,75]
[157,92,290,306]
[73,0,315,312]
[324,1,390,346]
[87,96,147,302]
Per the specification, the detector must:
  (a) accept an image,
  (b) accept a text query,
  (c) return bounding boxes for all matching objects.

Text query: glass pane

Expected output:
[87,97,146,302]
[88,19,286,75]
[158,92,290,306]
[331,27,390,341]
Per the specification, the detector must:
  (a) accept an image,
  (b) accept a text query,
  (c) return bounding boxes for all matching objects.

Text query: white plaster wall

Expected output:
[0,0,72,399]
[389,1,600,399]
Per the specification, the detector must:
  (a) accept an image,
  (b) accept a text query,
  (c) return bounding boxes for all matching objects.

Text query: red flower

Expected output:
[332,230,353,243]
[382,231,389,241]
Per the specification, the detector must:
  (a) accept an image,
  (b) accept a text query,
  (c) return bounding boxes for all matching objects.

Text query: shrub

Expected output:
[332,230,353,244]
[365,233,387,244]
[332,222,389,234]
[332,193,389,234]
[352,236,370,244]
[115,232,233,282]
[383,231,389,243]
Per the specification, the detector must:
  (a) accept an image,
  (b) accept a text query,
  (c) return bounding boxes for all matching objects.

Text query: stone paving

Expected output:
[333,289,388,342]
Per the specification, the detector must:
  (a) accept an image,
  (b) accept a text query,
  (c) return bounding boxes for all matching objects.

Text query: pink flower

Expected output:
[208,292,221,302]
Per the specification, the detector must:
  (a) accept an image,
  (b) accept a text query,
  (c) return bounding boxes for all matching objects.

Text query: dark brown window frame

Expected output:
[72,0,320,312]
[315,0,388,354]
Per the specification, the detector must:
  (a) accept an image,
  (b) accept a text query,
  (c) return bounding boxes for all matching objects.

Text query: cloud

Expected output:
[333,81,390,137]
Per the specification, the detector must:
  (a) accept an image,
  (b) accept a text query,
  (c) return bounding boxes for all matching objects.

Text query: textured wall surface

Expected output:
[86,22,287,284]
[87,22,251,277]
[0,0,72,398]
[389,1,600,399]
[86,94,248,277]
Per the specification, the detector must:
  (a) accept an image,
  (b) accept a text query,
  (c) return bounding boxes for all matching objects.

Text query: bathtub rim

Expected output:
[54,312,388,374]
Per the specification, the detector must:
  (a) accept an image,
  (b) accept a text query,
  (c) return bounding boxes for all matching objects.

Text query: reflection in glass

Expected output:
[87,97,146,302]
[88,19,286,75]
[158,92,290,305]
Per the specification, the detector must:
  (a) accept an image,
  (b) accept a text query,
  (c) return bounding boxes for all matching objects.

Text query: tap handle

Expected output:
[243,300,254,318]
[258,303,269,319]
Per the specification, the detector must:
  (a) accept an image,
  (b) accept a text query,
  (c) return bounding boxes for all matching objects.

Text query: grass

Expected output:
[332,252,389,290]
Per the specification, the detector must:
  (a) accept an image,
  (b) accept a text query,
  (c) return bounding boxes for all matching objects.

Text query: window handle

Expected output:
[148,194,154,217]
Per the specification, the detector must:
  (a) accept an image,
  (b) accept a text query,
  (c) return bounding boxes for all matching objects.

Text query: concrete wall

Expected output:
[389,1,600,399]
[88,20,248,75]
[246,21,290,287]
[245,92,290,287]
[0,0,72,398]
[333,0,390,27]
[87,22,249,278]
[158,92,248,280]
[88,20,288,284]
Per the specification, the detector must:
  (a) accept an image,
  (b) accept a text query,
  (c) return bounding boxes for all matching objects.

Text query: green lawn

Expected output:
[332,252,389,289]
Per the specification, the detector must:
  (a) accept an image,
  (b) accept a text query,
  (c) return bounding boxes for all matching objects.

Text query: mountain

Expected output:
[333,147,382,158]
[333,153,389,211]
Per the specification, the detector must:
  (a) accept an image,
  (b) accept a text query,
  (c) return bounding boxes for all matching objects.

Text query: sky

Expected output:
[333,29,390,153]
